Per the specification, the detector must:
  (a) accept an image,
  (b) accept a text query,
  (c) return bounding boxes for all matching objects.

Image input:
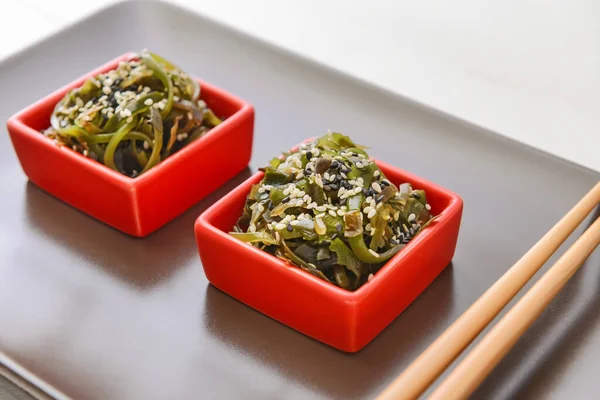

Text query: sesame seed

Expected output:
[356,161,364,169]
[144,98,153,106]
[287,224,294,232]
[426,204,432,211]
[365,196,373,203]
[290,220,300,226]
[303,194,311,203]
[368,273,374,281]
[324,172,330,180]
[275,223,287,230]
[336,223,343,232]
[275,232,281,241]
[328,210,337,217]
[329,174,336,181]
[368,249,380,258]
[408,213,416,222]
[373,170,380,178]
[364,206,374,215]
[102,86,111,95]
[368,209,377,219]
[366,223,372,231]
[283,187,291,196]
[341,172,348,179]
[316,205,327,212]
[258,187,265,193]
[173,95,180,102]
[372,182,382,193]
[257,203,265,212]
[337,209,345,216]
[393,211,400,221]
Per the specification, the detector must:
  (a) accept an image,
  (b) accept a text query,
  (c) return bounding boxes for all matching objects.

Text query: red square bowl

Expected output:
[194,156,463,352]
[7,53,254,237]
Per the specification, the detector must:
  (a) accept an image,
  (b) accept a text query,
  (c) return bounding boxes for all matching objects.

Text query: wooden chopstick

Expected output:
[376,181,600,400]
[429,212,600,399]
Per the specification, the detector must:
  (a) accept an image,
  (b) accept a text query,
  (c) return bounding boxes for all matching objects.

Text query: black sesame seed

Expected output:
[336,223,343,232]
[375,194,384,203]
[282,196,290,203]
[331,233,338,240]
[304,169,312,175]
[331,160,339,169]
[268,201,274,210]
[411,192,421,199]
[287,224,294,232]
[381,180,390,187]
[389,239,399,245]
[329,183,338,191]
[323,185,331,191]
[306,151,313,160]
[362,188,369,196]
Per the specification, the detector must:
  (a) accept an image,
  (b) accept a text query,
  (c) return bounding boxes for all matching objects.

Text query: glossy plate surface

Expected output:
[1,1,599,399]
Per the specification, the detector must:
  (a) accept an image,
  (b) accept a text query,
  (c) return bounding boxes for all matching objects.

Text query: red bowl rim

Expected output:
[196,149,463,302]
[6,52,254,189]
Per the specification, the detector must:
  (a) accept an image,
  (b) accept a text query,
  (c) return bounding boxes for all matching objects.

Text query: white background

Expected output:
[3,0,599,173]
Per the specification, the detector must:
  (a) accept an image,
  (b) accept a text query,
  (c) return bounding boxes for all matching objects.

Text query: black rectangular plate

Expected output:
[1,1,599,399]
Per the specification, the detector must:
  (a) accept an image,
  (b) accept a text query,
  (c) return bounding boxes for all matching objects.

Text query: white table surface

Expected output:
[3,0,599,174]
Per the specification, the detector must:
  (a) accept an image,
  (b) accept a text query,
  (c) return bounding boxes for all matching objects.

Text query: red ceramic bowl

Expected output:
[7,53,254,237]
[194,155,463,352]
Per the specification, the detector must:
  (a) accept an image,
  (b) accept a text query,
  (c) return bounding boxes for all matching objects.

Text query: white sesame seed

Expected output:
[365,196,373,203]
[337,209,345,216]
[143,141,150,150]
[356,177,364,185]
[312,148,320,156]
[158,102,165,110]
[275,232,281,241]
[329,174,336,181]
[368,249,380,258]
[258,187,265,193]
[372,182,382,193]
[119,111,127,118]
[368,273,374,282]
[328,210,337,217]
[315,205,327,212]
[373,170,380,178]
[309,202,318,209]
[368,209,377,219]
[257,203,265,212]
[102,86,111,95]
[283,188,291,196]
[275,223,287,230]
[365,223,372,231]
[363,206,374,215]
[408,213,416,222]
[353,187,362,194]
[290,220,300,226]
[426,204,432,211]
[370,228,376,235]
[370,199,376,208]
[83,150,89,156]
[341,172,348,179]
[356,161,364,169]
[144,98,153,106]
[338,187,346,197]
[173,95,180,102]
[324,172,330,180]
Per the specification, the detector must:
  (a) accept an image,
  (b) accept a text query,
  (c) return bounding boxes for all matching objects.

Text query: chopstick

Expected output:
[428,211,600,399]
[376,181,600,400]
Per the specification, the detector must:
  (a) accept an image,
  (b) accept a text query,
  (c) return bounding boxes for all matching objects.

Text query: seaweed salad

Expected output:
[42,50,223,177]
[230,132,436,291]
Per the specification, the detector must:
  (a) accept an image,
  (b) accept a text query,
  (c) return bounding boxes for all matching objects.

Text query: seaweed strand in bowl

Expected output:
[42,50,224,178]
[230,132,436,291]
